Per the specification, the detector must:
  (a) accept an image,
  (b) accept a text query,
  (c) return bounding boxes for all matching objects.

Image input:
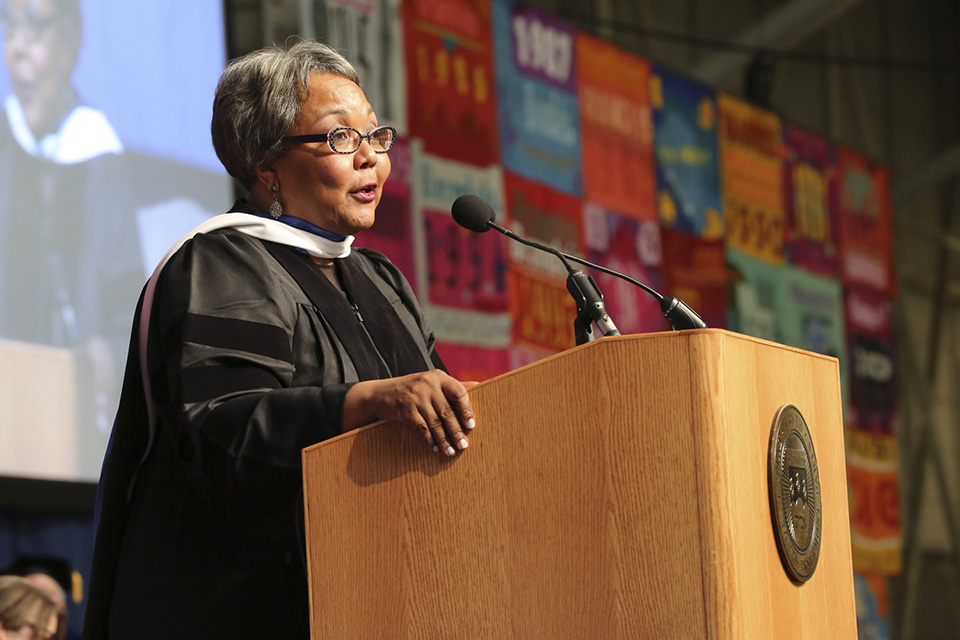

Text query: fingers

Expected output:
[347,371,477,457]
[408,372,475,457]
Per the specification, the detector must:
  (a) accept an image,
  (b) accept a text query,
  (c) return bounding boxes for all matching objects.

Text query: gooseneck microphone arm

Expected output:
[554,250,707,331]
[488,221,620,344]
[450,193,707,335]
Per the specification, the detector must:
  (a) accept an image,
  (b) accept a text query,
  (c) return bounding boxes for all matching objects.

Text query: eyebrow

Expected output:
[311,107,376,125]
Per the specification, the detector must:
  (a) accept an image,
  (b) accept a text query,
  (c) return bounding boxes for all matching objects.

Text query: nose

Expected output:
[354,137,378,168]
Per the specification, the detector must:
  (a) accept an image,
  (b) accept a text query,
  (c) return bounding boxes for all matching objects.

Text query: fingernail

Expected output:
[459,438,469,450]
[465,418,476,430]
[433,445,439,452]
[445,445,456,456]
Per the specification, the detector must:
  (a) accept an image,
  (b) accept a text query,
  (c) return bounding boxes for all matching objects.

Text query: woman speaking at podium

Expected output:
[83,40,475,639]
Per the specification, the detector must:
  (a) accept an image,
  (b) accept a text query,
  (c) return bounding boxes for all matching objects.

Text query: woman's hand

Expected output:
[342,370,477,456]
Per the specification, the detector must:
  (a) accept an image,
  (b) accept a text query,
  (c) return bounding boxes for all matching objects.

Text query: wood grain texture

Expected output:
[302,329,856,639]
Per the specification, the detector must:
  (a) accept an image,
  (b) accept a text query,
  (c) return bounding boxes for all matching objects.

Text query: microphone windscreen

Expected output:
[451,194,496,233]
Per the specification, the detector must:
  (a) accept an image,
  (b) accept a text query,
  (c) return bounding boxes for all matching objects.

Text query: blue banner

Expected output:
[492,0,582,195]
[651,65,723,238]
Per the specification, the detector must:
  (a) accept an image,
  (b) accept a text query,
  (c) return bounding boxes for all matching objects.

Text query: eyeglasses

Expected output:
[0,12,60,40]
[284,125,396,154]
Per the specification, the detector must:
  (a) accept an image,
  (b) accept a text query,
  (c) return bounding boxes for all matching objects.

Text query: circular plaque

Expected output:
[768,404,822,583]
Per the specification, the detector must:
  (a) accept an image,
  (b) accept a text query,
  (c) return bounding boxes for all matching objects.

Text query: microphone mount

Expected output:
[489,222,621,345]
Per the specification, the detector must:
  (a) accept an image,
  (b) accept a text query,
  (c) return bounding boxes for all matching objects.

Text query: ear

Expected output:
[254,165,277,191]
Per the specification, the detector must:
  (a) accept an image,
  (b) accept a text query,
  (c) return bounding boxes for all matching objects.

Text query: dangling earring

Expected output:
[269,185,283,218]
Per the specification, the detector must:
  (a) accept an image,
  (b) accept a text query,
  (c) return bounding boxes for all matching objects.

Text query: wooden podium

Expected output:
[302,330,857,639]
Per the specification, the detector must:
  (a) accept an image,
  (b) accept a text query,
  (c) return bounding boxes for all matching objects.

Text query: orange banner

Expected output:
[846,429,902,575]
[576,33,656,221]
[718,94,785,264]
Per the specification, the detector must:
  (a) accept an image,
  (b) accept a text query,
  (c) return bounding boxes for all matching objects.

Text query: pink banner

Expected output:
[783,124,841,278]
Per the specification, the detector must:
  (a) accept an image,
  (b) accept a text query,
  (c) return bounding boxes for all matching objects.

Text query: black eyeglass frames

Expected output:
[283,125,397,154]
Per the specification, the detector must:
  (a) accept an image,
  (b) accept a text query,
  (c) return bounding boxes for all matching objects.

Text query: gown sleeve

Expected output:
[147,229,350,515]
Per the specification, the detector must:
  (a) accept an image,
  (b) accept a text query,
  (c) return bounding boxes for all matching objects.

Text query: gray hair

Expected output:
[211,40,360,189]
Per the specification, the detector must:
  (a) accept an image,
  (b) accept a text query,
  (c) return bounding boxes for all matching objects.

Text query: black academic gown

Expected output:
[83,216,442,639]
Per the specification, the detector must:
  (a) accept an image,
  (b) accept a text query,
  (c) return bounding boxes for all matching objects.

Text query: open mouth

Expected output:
[351,184,378,202]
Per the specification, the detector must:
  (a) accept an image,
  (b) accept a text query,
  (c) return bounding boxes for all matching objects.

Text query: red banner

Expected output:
[504,172,583,354]
[836,147,895,295]
[659,229,728,330]
[402,0,498,165]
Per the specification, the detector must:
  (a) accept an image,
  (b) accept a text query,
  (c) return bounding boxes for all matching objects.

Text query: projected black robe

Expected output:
[84,209,443,639]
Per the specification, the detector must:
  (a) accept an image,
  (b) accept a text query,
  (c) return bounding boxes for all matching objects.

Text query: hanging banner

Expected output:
[360,137,416,286]
[659,228,728,330]
[402,0,498,165]
[412,144,509,345]
[836,147,895,295]
[725,248,783,341]
[780,266,848,409]
[845,285,897,434]
[576,34,655,221]
[846,429,903,576]
[583,203,664,334]
[783,124,840,278]
[435,340,512,381]
[718,94,785,264]
[854,573,892,640]
[492,0,582,195]
[315,0,407,131]
[651,65,723,239]
[504,171,582,354]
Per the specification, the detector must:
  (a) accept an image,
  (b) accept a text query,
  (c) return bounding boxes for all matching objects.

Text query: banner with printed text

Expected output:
[576,34,655,221]
[836,147,895,295]
[412,145,510,344]
[783,124,840,278]
[583,204,664,334]
[845,285,897,434]
[493,0,582,195]
[846,429,903,575]
[726,248,783,341]
[659,228,728,330]
[780,266,848,409]
[718,94,785,265]
[504,171,582,354]
[651,65,723,239]
[402,0,498,165]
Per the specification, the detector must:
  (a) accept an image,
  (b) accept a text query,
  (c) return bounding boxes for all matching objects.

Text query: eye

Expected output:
[329,128,355,146]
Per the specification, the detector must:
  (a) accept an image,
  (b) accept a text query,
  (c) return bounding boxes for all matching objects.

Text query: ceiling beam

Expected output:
[893,144,960,205]
[692,0,865,85]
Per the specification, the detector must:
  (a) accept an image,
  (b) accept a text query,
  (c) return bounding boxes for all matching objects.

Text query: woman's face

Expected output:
[271,72,391,236]
[2,0,77,136]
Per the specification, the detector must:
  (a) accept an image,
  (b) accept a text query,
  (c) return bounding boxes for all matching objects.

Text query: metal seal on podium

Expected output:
[768,404,822,583]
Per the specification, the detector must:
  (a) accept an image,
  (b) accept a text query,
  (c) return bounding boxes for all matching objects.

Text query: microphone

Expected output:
[450,194,707,332]
[452,195,619,344]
